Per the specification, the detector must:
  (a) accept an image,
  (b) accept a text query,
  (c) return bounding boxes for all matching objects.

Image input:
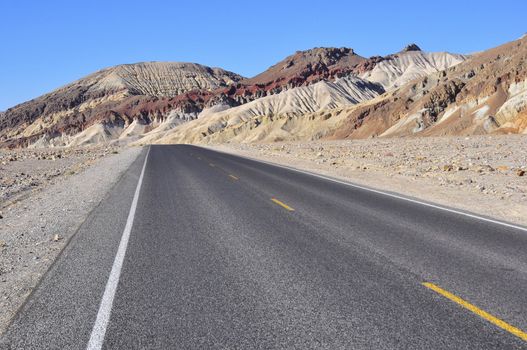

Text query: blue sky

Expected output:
[0,0,525,110]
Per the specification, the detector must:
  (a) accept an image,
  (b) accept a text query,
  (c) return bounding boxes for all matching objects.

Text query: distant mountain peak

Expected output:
[242,46,364,86]
[297,47,355,56]
[401,43,422,52]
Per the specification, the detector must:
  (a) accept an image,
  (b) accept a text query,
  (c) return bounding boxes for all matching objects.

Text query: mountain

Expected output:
[0,62,243,147]
[148,37,527,145]
[331,36,527,138]
[243,47,366,87]
[0,47,372,147]
[357,44,467,89]
[0,43,480,148]
[143,46,468,144]
[145,76,384,144]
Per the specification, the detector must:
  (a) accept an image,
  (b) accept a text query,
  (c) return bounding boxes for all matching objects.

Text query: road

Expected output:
[2,144,527,349]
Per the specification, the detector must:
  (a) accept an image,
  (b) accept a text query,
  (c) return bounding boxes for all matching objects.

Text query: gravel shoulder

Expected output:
[210,135,527,227]
[0,146,143,334]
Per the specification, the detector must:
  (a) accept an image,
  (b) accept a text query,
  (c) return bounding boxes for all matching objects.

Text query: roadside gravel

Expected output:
[0,146,143,334]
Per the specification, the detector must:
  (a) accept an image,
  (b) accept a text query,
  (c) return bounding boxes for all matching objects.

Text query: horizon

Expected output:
[0,0,526,110]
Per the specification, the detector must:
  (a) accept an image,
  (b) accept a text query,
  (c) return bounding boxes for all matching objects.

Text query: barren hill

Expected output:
[146,47,468,144]
[331,36,527,138]
[0,62,243,147]
[358,44,467,89]
[0,47,376,147]
[243,47,366,87]
[147,76,384,144]
[8,40,520,148]
[150,37,526,145]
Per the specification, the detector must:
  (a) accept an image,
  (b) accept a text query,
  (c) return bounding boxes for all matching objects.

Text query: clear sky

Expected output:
[0,0,525,110]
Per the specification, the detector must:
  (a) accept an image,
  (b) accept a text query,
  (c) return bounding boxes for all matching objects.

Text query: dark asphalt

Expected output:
[2,144,527,349]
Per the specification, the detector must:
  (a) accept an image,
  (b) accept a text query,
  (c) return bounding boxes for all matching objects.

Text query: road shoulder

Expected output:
[0,146,143,334]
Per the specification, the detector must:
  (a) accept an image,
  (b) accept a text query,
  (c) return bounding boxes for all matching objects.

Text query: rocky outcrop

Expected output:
[422,79,466,122]
[401,43,422,52]
[243,47,366,88]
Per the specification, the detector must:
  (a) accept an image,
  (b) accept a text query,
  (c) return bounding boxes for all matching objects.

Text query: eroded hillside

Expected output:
[0,62,243,147]
[332,36,527,138]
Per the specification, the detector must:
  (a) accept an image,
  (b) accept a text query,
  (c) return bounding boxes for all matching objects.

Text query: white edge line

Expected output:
[86,146,150,350]
[201,146,527,233]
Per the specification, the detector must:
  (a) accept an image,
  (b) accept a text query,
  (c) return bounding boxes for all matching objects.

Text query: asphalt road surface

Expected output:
[2,145,527,349]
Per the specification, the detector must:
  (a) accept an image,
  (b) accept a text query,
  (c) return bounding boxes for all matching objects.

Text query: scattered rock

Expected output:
[517,169,525,177]
[475,165,495,173]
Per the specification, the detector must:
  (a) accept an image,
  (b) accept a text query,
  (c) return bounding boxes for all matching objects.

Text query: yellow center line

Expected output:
[271,198,295,211]
[228,174,239,180]
[423,282,527,342]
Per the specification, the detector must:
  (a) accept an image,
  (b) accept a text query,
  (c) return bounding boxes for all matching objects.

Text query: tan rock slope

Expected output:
[149,76,384,144]
[332,36,527,138]
[358,44,467,89]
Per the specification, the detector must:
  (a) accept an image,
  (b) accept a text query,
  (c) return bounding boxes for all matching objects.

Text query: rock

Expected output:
[517,169,525,177]
[52,234,62,242]
[443,164,453,171]
[475,165,495,173]
[496,165,509,172]
[402,43,422,52]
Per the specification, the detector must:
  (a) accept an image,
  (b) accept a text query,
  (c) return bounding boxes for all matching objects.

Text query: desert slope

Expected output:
[358,44,467,89]
[0,44,471,148]
[145,76,384,144]
[332,35,527,138]
[147,46,467,144]
[0,62,243,147]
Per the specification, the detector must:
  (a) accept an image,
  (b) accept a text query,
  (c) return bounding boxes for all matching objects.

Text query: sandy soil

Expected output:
[0,146,142,333]
[212,135,527,227]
